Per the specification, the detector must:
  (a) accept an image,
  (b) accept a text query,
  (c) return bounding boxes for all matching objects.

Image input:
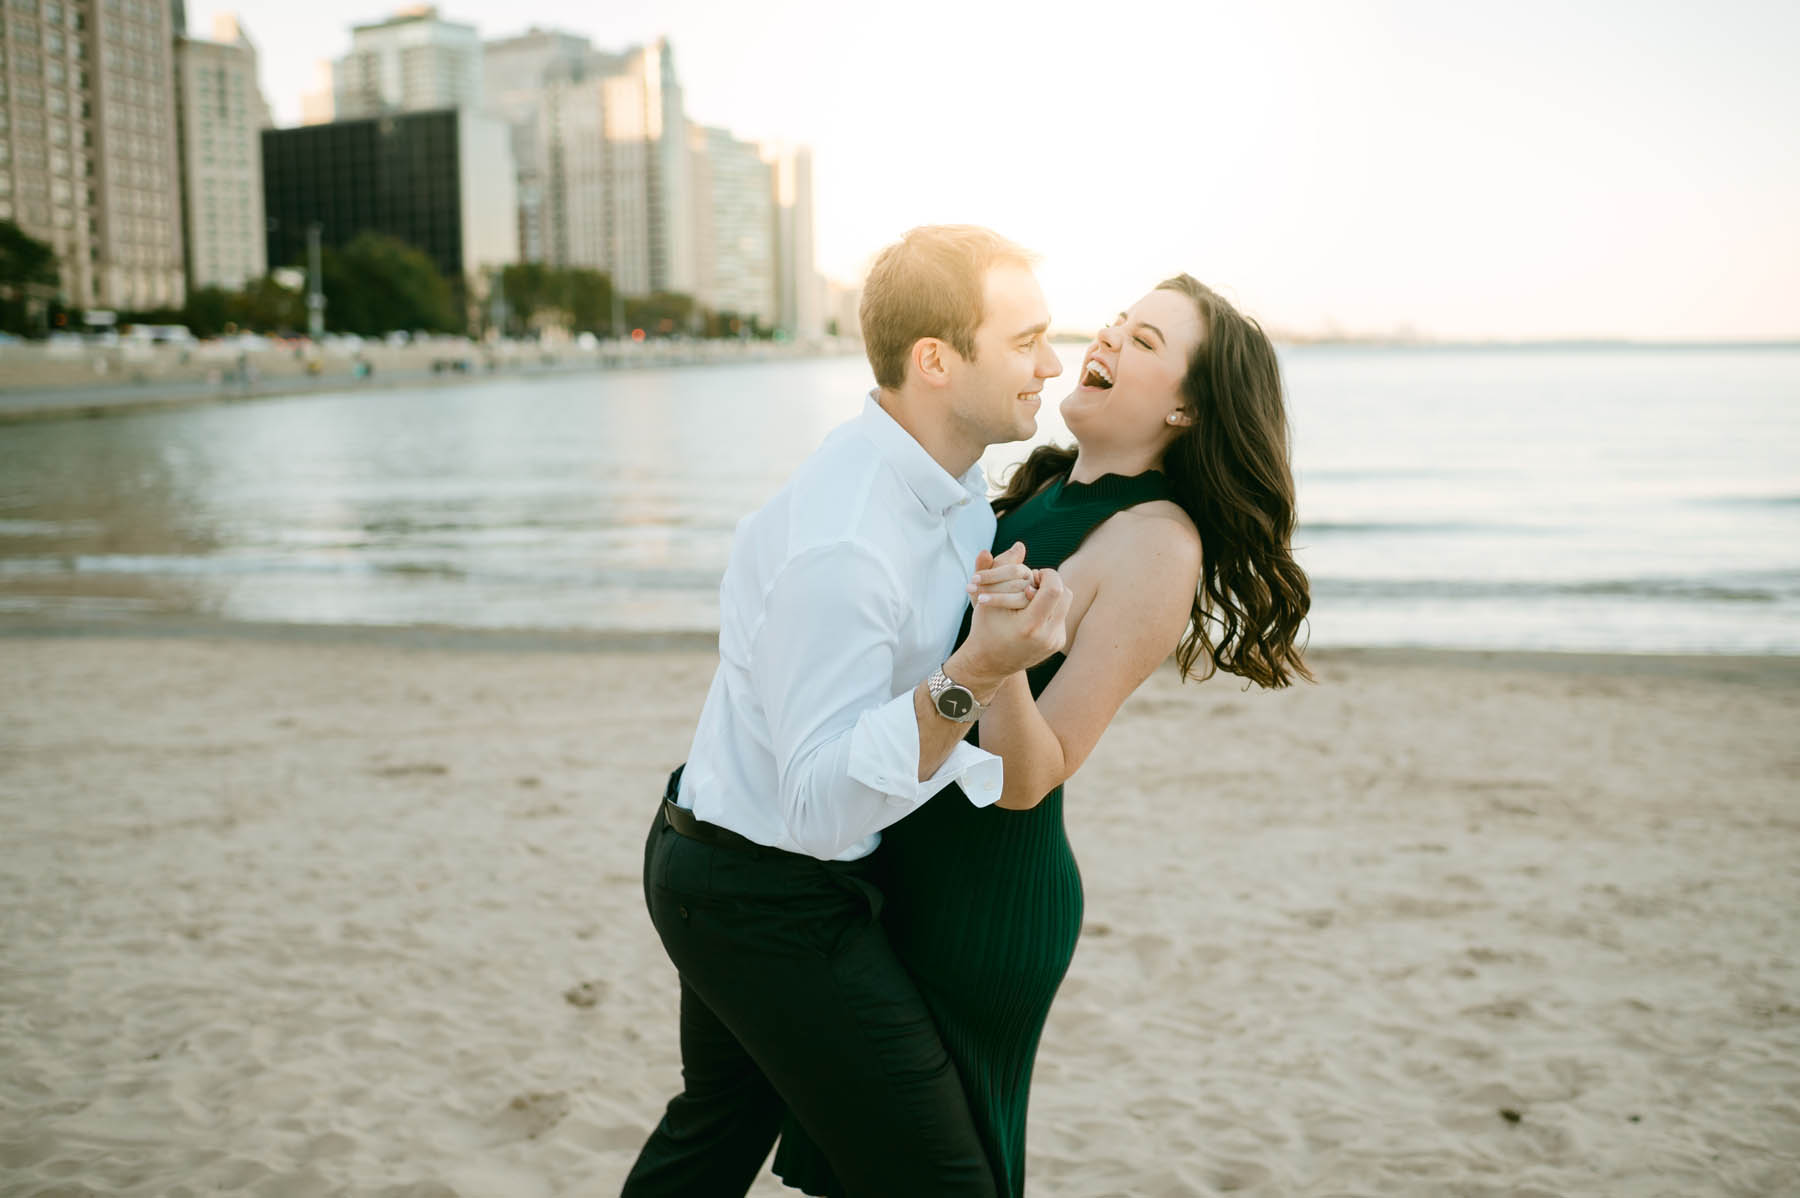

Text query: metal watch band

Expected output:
[928,667,983,723]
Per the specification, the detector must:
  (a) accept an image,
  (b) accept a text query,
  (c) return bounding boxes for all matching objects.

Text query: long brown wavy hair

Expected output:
[994,274,1313,688]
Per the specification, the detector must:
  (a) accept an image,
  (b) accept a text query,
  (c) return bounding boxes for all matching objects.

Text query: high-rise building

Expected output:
[298,59,334,126]
[766,143,824,338]
[482,27,586,263]
[332,5,481,121]
[0,0,186,312]
[261,107,517,301]
[173,13,267,291]
[639,39,691,297]
[524,38,691,297]
[688,124,773,328]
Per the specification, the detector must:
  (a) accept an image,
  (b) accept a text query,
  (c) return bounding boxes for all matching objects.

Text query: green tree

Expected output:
[495,263,615,336]
[182,287,235,339]
[625,291,696,338]
[564,269,615,333]
[234,275,306,334]
[0,220,61,336]
[320,233,458,335]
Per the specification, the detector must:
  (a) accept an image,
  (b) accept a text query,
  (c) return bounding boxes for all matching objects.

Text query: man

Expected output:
[623,225,1068,1197]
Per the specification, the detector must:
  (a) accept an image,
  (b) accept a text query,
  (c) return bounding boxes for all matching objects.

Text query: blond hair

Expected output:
[859,225,1037,390]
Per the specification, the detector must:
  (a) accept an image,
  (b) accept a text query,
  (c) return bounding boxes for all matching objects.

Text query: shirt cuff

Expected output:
[847,689,1004,809]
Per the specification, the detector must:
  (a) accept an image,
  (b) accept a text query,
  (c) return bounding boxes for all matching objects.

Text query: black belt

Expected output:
[661,798,768,853]
[660,763,770,854]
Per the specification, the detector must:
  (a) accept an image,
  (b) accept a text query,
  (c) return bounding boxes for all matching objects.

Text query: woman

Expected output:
[773,274,1314,1197]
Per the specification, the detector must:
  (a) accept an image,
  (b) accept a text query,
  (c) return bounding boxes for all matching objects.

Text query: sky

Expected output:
[195,0,1799,341]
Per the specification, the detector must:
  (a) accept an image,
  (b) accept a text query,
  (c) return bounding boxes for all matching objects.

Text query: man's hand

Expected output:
[948,542,1071,695]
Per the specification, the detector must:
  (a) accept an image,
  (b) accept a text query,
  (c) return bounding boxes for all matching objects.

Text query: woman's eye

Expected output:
[1134,336,1153,350]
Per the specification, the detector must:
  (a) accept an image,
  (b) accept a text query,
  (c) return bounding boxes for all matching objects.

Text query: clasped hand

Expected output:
[960,542,1070,676]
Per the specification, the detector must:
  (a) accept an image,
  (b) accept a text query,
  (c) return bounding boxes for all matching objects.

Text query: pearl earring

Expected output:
[1166,413,1182,425]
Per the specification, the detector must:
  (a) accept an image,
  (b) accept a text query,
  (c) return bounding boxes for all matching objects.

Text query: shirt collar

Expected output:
[858,391,988,517]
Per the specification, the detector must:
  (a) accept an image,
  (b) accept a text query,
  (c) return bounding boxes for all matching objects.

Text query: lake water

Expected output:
[2,344,1797,654]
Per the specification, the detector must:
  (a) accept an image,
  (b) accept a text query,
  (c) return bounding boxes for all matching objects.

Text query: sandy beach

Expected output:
[2,626,1797,1197]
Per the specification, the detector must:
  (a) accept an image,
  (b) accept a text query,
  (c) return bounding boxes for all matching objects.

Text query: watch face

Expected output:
[936,686,974,720]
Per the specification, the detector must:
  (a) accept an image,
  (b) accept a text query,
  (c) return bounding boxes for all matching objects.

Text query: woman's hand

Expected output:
[967,548,1043,611]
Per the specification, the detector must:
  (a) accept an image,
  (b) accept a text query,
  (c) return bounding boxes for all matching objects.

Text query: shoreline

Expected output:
[5,614,1797,684]
[0,338,862,425]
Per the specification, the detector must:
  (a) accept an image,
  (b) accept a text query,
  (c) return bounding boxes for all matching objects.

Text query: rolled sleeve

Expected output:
[846,691,1004,809]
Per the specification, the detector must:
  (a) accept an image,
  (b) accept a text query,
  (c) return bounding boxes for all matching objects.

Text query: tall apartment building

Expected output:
[688,124,773,328]
[766,143,823,338]
[332,5,480,121]
[523,38,691,297]
[482,27,586,263]
[0,0,184,312]
[261,107,517,298]
[173,13,266,291]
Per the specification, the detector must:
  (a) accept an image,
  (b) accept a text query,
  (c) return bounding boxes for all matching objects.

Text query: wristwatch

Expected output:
[927,667,984,723]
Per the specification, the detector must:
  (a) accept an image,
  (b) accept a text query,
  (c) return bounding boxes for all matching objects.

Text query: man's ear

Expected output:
[912,337,951,387]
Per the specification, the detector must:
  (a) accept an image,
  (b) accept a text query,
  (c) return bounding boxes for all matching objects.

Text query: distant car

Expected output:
[125,324,195,345]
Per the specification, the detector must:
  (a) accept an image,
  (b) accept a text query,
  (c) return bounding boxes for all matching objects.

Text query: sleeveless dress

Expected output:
[773,469,1175,1198]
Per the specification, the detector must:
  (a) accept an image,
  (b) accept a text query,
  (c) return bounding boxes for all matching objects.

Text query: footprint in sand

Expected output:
[493,1090,572,1142]
[1129,933,1173,977]
[370,762,449,778]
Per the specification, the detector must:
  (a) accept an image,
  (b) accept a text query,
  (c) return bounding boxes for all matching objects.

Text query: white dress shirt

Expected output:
[675,393,1005,861]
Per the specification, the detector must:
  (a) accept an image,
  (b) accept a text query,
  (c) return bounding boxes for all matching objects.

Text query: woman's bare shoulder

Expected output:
[1092,499,1202,573]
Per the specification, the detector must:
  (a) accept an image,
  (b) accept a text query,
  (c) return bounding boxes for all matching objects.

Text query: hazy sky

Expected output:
[199,0,1798,340]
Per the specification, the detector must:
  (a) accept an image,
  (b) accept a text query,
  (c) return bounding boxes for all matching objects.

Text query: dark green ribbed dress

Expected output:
[773,469,1174,1198]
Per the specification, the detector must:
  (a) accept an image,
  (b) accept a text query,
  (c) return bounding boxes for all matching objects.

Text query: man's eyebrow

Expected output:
[1014,321,1049,340]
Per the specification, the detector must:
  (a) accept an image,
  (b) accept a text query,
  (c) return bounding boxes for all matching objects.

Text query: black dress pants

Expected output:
[621,779,995,1198]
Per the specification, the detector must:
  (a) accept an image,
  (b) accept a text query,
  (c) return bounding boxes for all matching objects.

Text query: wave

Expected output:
[1315,574,1800,604]
[1693,494,1800,509]
[0,554,725,591]
[1298,520,1550,536]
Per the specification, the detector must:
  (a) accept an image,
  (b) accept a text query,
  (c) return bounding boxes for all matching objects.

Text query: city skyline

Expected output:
[197,0,1798,342]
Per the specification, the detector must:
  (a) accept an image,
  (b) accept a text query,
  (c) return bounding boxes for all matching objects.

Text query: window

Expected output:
[44,28,59,52]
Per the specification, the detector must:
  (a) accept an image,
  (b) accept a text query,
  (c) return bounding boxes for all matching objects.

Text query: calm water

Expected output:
[2,344,1797,654]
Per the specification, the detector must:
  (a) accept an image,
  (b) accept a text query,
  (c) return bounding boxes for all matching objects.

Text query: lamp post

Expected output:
[306,222,325,341]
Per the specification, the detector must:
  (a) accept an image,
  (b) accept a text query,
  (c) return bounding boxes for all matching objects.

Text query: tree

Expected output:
[234,275,306,334]
[625,291,696,338]
[564,269,614,333]
[182,287,235,339]
[496,263,614,336]
[320,233,458,335]
[0,221,61,336]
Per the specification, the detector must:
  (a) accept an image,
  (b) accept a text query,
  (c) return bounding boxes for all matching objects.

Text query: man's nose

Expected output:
[1036,340,1063,376]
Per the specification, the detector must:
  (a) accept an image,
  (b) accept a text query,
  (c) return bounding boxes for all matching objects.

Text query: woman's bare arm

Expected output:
[975,509,1202,810]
